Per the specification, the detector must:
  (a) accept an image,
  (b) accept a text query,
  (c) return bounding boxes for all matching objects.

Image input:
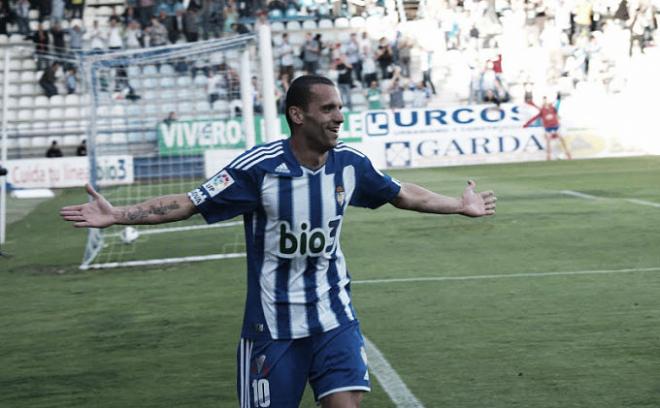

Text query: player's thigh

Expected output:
[236,337,310,408]
[309,321,371,403]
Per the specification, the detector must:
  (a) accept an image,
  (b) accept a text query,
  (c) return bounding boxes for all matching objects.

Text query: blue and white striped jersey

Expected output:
[188,140,401,340]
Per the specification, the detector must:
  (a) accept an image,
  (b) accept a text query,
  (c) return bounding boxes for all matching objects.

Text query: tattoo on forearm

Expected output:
[124,201,181,222]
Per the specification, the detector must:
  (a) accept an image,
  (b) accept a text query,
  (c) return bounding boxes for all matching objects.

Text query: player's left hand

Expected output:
[460,180,496,217]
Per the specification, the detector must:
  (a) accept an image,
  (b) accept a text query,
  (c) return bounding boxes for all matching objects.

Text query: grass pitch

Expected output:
[1,156,659,407]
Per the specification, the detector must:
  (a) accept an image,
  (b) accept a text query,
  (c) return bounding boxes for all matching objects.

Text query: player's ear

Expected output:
[288,106,304,125]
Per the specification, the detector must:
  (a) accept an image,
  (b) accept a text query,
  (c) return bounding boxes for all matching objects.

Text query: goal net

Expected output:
[80,32,276,269]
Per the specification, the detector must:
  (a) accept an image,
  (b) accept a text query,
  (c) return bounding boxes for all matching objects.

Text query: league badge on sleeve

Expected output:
[335,186,345,207]
[203,170,235,197]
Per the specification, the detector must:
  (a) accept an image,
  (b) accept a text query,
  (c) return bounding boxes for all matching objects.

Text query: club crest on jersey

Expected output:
[335,186,345,207]
[203,170,234,197]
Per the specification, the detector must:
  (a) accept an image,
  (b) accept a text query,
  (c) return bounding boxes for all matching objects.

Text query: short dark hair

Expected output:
[285,75,335,130]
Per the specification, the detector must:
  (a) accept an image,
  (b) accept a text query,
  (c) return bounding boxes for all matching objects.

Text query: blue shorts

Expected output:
[545,126,560,135]
[237,320,370,408]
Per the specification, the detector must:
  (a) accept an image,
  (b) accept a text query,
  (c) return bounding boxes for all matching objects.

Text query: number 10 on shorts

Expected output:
[252,379,271,407]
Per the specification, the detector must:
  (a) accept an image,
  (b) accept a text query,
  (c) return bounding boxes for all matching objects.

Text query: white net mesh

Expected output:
[81,35,262,269]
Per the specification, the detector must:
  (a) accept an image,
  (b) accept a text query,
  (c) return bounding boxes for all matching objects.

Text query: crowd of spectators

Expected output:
[1,0,658,109]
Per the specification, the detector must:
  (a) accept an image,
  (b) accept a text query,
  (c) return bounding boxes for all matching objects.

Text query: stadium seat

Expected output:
[110,132,128,144]
[50,95,64,105]
[31,136,49,147]
[18,96,33,108]
[32,121,48,130]
[34,96,49,107]
[64,94,80,106]
[337,31,351,43]
[143,65,158,76]
[177,76,192,87]
[318,19,333,29]
[302,20,317,30]
[193,75,208,86]
[334,17,349,28]
[160,76,175,88]
[9,34,24,44]
[63,134,80,145]
[18,109,33,121]
[350,16,366,28]
[8,58,21,70]
[0,35,8,44]
[160,64,175,75]
[64,107,81,119]
[33,108,48,119]
[286,21,302,31]
[19,83,36,95]
[48,120,63,130]
[127,65,141,77]
[49,108,64,119]
[21,59,37,71]
[271,21,285,32]
[288,32,306,46]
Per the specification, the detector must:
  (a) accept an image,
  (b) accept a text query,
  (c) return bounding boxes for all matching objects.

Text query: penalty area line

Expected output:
[363,336,426,408]
[561,190,660,208]
[352,266,660,285]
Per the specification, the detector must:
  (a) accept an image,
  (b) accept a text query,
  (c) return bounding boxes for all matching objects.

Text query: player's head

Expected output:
[285,75,343,150]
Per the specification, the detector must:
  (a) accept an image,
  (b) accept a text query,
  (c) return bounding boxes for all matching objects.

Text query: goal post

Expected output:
[80,30,277,269]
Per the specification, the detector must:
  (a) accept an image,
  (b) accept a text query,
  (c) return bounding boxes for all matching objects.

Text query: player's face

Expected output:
[300,84,344,151]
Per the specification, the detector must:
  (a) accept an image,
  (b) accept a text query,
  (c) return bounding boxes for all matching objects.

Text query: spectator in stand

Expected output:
[162,111,177,126]
[124,20,144,48]
[344,33,362,85]
[15,0,31,36]
[375,37,393,79]
[366,80,382,110]
[107,19,123,50]
[65,66,77,94]
[411,80,430,108]
[32,24,50,70]
[157,10,177,44]
[46,141,63,158]
[206,70,222,108]
[388,76,405,109]
[335,55,353,111]
[223,0,238,35]
[398,37,412,78]
[146,16,169,46]
[302,32,321,74]
[137,0,156,28]
[67,22,84,54]
[40,61,60,97]
[50,23,66,61]
[0,0,8,36]
[51,0,65,24]
[182,7,199,42]
[275,72,290,114]
[277,33,294,80]
[70,0,84,19]
[251,76,263,114]
[362,51,377,88]
[87,20,107,52]
[35,0,51,23]
[76,139,87,156]
[420,48,436,95]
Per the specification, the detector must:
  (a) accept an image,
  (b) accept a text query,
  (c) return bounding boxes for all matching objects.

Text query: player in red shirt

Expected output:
[524,94,572,161]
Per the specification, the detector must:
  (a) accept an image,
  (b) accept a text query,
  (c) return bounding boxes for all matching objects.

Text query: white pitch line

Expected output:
[353,266,660,285]
[560,190,600,200]
[625,198,660,208]
[363,336,426,408]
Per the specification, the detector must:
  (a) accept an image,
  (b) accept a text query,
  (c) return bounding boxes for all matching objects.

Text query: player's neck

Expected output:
[289,137,329,170]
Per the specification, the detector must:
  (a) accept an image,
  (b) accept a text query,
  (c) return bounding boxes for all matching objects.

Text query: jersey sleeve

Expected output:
[350,157,401,209]
[187,167,260,224]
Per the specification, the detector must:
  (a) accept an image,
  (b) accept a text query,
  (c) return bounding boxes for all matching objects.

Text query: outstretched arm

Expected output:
[390,180,496,217]
[60,183,198,228]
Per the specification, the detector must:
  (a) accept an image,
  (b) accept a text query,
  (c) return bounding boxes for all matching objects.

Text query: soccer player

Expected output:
[60,75,497,408]
[524,93,573,161]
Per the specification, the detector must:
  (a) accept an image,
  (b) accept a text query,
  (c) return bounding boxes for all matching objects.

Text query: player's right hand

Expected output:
[59,183,117,228]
